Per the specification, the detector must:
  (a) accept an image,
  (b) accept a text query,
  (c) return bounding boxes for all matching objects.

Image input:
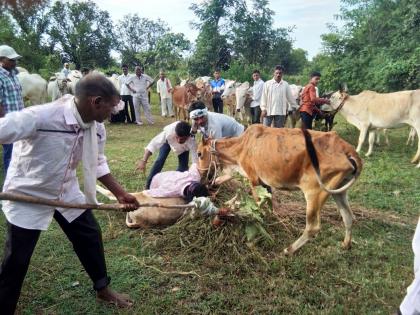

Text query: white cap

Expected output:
[0,45,22,60]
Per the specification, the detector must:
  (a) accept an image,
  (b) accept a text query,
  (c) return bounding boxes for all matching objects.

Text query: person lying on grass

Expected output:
[126,163,233,228]
[0,74,139,313]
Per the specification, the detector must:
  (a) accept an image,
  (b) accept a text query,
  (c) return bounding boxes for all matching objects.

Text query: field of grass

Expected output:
[0,97,419,314]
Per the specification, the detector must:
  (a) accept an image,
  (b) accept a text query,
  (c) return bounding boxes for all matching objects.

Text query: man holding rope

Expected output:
[0,74,139,313]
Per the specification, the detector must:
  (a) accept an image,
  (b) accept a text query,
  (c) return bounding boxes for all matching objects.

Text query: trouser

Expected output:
[2,143,13,174]
[212,97,224,114]
[263,115,286,128]
[110,110,125,123]
[146,142,189,189]
[133,94,154,124]
[250,106,261,124]
[161,98,174,117]
[122,95,136,123]
[0,210,109,315]
[300,111,314,129]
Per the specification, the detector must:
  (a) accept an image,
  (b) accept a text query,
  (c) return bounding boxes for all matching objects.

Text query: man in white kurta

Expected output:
[260,65,298,128]
[126,66,154,125]
[0,74,139,313]
[399,217,420,315]
[156,70,174,117]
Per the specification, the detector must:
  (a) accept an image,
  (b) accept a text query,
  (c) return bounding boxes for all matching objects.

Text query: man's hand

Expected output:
[0,105,5,118]
[116,192,139,211]
[135,160,147,173]
[260,109,267,123]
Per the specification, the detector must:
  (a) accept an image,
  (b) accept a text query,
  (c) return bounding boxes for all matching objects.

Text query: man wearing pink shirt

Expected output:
[146,163,208,202]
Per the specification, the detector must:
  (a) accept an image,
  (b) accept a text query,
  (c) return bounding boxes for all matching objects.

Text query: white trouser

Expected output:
[400,217,420,315]
[161,97,174,116]
[133,94,153,124]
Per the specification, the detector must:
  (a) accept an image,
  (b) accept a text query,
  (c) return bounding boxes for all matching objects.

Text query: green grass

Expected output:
[0,98,418,314]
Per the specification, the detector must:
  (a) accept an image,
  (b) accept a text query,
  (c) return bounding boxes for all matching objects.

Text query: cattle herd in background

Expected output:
[16,67,420,166]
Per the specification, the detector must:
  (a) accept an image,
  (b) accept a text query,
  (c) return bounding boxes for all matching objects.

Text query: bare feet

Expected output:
[96,286,133,308]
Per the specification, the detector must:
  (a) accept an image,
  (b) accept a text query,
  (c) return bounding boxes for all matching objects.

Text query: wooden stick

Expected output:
[0,192,193,212]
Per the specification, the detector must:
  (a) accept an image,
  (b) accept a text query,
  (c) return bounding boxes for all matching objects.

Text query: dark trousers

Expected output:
[146,142,189,189]
[0,210,109,315]
[2,143,13,174]
[300,111,313,129]
[250,106,261,124]
[122,95,136,123]
[212,97,224,114]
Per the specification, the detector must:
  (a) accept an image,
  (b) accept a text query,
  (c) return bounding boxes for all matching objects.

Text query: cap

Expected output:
[0,45,22,60]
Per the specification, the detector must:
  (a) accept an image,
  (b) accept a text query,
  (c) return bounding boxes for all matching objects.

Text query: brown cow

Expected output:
[197,125,362,255]
[172,83,200,120]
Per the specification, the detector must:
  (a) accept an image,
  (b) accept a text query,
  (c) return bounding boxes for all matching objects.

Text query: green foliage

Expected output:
[46,0,115,70]
[314,0,419,93]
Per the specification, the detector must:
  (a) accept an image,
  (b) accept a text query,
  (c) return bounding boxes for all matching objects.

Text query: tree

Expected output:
[115,14,169,67]
[46,0,115,70]
[188,0,239,76]
[1,0,52,72]
[318,0,419,93]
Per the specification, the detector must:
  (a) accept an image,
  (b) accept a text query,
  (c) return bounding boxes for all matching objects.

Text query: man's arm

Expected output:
[136,130,166,171]
[0,110,37,144]
[98,174,139,210]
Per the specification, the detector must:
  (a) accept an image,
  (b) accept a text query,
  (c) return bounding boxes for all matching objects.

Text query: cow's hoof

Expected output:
[283,247,294,256]
[341,241,352,250]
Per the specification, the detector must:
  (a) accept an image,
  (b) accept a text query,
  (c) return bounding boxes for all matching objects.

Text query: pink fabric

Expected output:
[146,163,201,198]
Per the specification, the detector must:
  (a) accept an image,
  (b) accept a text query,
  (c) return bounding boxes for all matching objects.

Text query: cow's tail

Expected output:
[302,128,359,194]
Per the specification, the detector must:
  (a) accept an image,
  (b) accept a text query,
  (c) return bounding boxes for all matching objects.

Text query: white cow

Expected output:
[330,89,420,165]
[17,72,48,105]
[221,80,240,116]
[234,82,252,123]
[287,84,303,128]
[47,73,71,101]
[67,70,82,94]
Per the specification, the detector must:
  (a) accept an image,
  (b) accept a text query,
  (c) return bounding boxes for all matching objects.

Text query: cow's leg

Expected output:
[411,124,420,165]
[332,191,354,249]
[356,127,368,153]
[284,189,329,255]
[366,130,375,156]
[383,129,390,146]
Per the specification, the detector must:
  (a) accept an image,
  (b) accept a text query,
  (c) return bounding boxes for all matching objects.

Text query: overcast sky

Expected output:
[90,0,343,60]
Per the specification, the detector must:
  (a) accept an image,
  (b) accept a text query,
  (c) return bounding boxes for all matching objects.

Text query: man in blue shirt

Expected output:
[0,45,24,173]
[210,70,225,114]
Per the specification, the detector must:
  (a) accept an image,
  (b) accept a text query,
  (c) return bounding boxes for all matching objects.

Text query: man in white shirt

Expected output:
[118,64,136,123]
[398,217,420,315]
[136,121,198,189]
[0,74,139,313]
[61,62,71,78]
[260,65,298,128]
[126,66,154,125]
[250,69,264,124]
[156,70,174,117]
[188,101,244,139]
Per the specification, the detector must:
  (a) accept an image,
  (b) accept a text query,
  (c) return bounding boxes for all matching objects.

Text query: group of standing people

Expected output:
[0,44,419,315]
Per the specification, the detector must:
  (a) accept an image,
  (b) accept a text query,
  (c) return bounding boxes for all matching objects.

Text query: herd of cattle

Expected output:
[16,68,420,166]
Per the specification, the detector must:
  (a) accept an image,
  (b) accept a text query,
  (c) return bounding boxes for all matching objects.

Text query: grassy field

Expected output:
[0,97,419,314]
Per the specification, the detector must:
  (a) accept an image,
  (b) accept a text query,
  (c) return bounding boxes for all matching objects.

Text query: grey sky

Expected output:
[92,0,343,59]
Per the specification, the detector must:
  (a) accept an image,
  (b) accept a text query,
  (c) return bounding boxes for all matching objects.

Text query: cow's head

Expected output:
[330,90,349,109]
[196,137,213,176]
[235,83,250,110]
[221,80,236,99]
